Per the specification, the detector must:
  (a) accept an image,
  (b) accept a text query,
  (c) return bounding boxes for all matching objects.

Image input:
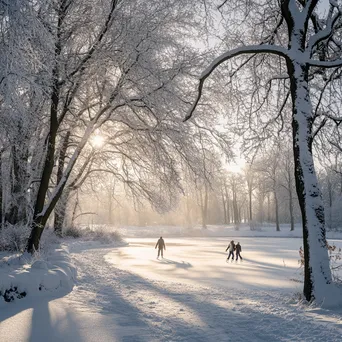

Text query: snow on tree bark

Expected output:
[289,60,333,302]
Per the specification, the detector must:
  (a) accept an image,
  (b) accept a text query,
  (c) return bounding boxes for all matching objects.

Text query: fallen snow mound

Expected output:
[0,245,76,304]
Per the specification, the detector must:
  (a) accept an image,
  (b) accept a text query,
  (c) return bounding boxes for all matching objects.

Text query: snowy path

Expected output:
[1,237,342,341]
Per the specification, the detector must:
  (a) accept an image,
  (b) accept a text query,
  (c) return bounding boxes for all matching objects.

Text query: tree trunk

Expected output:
[54,132,70,236]
[0,151,2,229]
[26,2,65,253]
[54,191,69,235]
[221,191,227,224]
[5,144,28,225]
[224,183,230,224]
[289,60,332,303]
[287,163,295,231]
[327,178,333,230]
[108,192,113,225]
[289,187,294,231]
[274,190,280,231]
[200,184,208,229]
[266,192,270,223]
[71,191,80,227]
[249,188,253,222]
[27,0,117,252]
[233,188,238,225]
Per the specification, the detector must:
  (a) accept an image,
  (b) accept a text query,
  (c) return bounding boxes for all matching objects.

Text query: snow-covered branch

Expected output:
[184,45,289,121]
[308,58,342,68]
[324,113,342,122]
[307,3,341,54]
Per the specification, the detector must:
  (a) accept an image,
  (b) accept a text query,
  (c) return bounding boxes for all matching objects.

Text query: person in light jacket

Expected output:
[155,236,166,258]
[225,240,235,261]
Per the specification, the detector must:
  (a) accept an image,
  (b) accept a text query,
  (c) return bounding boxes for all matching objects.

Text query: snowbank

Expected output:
[0,245,76,305]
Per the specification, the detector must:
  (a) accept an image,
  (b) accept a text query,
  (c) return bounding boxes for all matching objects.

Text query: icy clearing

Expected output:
[1,236,342,341]
[106,237,303,292]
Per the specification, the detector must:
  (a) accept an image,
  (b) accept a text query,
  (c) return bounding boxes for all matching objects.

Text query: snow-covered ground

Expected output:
[1,234,342,341]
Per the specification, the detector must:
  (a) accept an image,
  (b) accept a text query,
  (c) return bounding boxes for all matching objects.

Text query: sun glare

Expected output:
[91,134,105,148]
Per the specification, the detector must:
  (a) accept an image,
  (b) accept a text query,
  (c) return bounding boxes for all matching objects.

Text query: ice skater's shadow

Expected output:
[154,258,193,269]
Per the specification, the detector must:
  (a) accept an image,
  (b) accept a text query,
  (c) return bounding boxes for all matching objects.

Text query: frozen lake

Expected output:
[105,237,304,293]
[2,236,342,342]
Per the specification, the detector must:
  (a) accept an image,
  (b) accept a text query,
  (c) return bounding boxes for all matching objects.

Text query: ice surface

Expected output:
[1,233,342,341]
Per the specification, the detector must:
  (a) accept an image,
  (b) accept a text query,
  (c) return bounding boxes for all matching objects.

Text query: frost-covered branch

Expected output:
[312,117,327,140]
[64,0,119,82]
[184,45,289,121]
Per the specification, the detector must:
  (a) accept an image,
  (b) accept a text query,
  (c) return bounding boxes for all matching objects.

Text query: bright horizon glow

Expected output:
[225,157,245,174]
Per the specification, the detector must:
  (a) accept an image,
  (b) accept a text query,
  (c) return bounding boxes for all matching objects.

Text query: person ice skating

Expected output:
[235,242,242,261]
[225,240,235,261]
[155,236,166,258]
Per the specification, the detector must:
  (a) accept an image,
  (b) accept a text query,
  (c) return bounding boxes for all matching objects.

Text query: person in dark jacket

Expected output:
[225,240,235,261]
[235,242,242,261]
[155,236,166,258]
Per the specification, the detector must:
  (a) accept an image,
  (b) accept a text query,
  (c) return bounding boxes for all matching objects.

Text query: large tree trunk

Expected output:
[54,132,70,236]
[26,90,60,252]
[26,3,64,252]
[289,61,332,303]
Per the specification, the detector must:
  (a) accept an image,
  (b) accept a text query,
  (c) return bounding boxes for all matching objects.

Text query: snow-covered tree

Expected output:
[1,0,234,253]
[185,0,342,304]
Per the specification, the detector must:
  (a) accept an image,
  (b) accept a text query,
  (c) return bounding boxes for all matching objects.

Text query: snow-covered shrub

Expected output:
[63,226,83,238]
[39,228,62,252]
[0,247,76,304]
[299,244,342,283]
[91,227,124,244]
[0,224,31,252]
[328,244,342,283]
[62,225,124,244]
[0,286,27,302]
